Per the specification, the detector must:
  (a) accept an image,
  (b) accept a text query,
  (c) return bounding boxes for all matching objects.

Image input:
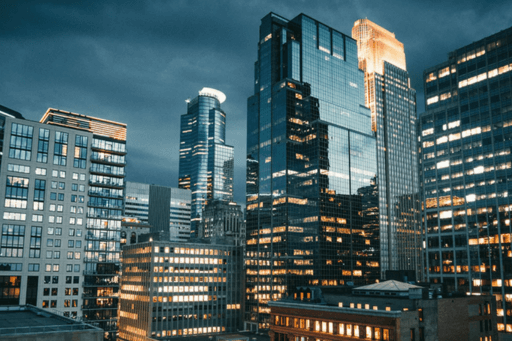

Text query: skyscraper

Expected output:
[352,19,422,280]
[178,88,234,237]
[419,26,512,335]
[245,13,379,330]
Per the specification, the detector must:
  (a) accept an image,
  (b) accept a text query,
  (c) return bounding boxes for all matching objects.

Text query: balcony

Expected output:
[89,167,125,178]
[88,190,123,199]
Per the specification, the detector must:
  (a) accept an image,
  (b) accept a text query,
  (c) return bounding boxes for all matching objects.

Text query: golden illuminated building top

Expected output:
[40,108,127,141]
[352,18,407,75]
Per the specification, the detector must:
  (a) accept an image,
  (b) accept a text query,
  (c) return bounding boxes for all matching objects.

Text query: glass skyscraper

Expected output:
[178,88,234,237]
[419,26,512,334]
[245,13,379,331]
[352,19,422,280]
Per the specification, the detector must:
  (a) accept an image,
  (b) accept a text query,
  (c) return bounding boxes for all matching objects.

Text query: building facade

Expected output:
[199,200,245,246]
[245,13,380,330]
[178,88,234,237]
[0,108,126,339]
[269,281,498,341]
[352,19,422,280]
[125,181,191,242]
[118,240,243,341]
[419,27,512,334]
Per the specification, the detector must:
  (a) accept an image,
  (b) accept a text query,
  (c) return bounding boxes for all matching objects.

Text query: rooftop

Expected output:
[356,280,423,292]
[0,305,102,336]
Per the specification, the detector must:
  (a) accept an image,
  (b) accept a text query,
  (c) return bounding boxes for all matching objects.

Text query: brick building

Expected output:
[269,280,497,341]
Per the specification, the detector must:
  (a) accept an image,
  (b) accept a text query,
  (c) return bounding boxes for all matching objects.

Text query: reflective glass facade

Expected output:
[179,91,234,237]
[419,26,512,333]
[352,19,422,280]
[246,13,379,330]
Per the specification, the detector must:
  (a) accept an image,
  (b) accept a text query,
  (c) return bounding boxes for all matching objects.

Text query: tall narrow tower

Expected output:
[178,88,234,238]
[245,13,379,331]
[353,19,422,280]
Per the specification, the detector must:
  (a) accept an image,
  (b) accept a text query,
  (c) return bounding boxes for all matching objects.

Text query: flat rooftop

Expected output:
[0,306,101,336]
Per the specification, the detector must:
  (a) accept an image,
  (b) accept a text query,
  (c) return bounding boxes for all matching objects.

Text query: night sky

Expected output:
[1,0,511,205]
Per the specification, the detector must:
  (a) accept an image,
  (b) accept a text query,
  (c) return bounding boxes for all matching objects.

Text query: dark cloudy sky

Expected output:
[1,0,511,205]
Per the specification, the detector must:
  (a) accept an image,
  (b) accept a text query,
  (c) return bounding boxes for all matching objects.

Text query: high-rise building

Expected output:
[124,181,191,242]
[40,108,126,339]
[0,108,126,339]
[118,240,243,341]
[178,88,234,237]
[418,26,512,335]
[352,19,422,280]
[245,13,379,330]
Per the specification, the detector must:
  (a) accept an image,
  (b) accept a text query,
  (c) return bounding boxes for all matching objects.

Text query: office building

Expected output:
[352,19,422,280]
[178,88,234,237]
[418,26,512,335]
[0,108,126,339]
[124,181,191,242]
[269,281,498,341]
[199,200,245,246]
[245,13,379,330]
[118,240,243,341]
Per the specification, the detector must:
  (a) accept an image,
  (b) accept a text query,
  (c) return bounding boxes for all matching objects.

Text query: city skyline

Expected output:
[2,1,511,205]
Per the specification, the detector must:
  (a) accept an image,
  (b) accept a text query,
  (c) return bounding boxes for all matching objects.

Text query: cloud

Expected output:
[1,0,511,206]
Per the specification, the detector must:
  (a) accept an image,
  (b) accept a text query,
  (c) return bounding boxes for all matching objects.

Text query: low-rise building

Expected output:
[119,240,243,341]
[269,280,498,341]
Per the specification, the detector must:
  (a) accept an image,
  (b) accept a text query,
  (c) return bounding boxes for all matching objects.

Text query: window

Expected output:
[53,132,68,166]
[0,224,25,258]
[5,176,29,209]
[74,135,88,168]
[29,227,42,258]
[7,164,30,173]
[35,168,46,175]
[28,264,39,272]
[33,179,45,210]
[9,123,33,160]
[37,128,49,163]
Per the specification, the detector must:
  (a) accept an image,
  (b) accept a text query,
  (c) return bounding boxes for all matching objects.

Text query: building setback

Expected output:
[0,108,126,340]
[246,13,379,330]
[118,240,243,341]
[352,19,422,280]
[178,88,234,238]
[418,26,512,335]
